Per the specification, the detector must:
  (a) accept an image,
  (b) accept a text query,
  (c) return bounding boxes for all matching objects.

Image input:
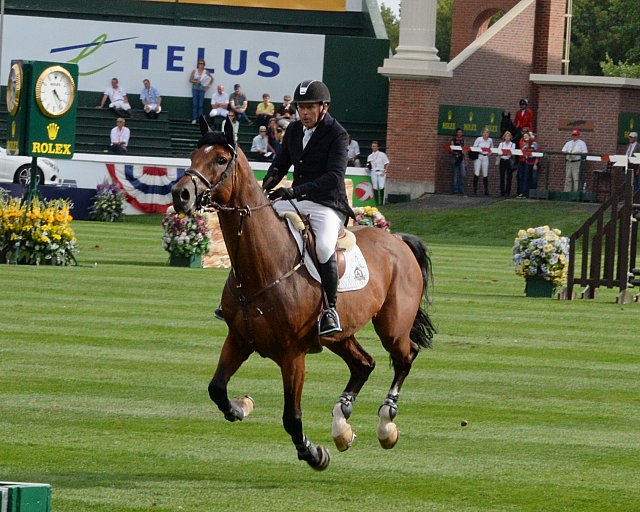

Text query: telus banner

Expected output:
[1,15,325,101]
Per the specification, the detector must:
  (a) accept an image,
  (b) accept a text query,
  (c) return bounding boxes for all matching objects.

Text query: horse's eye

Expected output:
[216,156,228,166]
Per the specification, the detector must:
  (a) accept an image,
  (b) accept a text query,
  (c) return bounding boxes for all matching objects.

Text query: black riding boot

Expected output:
[317,254,342,336]
[473,175,478,196]
[483,177,489,196]
[379,187,385,205]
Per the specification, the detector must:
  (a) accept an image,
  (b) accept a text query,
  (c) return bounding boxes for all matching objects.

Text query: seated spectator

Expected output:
[140,79,162,119]
[221,112,239,143]
[229,83,251,124]
[276,94,296,127]
[347,133,361,167]
[108,118,130,154]
[97,78,131,117]
[255,93,275,128]
[250,126,274,161]
[209,84,230,130]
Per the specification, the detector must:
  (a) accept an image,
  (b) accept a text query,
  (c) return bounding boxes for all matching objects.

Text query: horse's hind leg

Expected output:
[208,334,255,422]
[327,336,376,452]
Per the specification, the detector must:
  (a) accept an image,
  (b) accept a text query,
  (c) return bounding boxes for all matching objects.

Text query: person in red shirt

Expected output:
[514,99,534,133]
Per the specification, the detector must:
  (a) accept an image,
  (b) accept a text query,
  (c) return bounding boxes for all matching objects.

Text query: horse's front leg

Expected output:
[208,334,254,422]
[281,353,330,470]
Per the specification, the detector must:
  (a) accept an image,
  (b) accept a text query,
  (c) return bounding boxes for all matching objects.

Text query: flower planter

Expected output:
[524,276,556,298]
[169,253,202,268]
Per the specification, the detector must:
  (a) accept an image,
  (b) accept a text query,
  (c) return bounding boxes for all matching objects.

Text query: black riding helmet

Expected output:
[519,98,529,106]
[293,80,331,105]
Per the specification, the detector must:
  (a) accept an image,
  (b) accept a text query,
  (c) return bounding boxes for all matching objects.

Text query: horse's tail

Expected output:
[399,233,436,349]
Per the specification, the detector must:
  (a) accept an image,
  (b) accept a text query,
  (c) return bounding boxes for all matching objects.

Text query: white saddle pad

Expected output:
[285,218,370,292]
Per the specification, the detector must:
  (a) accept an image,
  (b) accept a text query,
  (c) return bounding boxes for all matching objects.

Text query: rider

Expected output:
[262,80,353,336]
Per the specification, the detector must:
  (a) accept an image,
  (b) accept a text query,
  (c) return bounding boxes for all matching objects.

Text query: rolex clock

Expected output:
[34,65,76,118]
[6,62,23,116]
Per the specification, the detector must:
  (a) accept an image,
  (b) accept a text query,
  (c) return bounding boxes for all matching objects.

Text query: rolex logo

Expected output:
[11,121,16,138]
[469,112,474,122]
[47,122,60,141]
[448,110,453,121]
[490,113,495,123]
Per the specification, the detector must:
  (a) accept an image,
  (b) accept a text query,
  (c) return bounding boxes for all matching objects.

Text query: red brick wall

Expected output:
[533,0,566,75]
[386,78,441,189]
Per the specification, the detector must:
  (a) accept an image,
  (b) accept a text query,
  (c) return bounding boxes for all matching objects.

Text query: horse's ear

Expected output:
[223,115,235,147]
[198,115,212,135]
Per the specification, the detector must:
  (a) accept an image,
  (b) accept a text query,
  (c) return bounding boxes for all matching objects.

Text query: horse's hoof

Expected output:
[377,422,399,449]
[233,395,255,418]
[333,425,356,452]
[308,445,331,471]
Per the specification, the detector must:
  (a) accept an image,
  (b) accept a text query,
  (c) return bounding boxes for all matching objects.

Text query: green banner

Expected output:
[618,112,640,144]
[438,105,503,138]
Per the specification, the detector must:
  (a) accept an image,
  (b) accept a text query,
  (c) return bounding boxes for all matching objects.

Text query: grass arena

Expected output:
[1,199,639,511]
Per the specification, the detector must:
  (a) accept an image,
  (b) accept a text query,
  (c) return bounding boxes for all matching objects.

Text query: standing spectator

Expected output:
[97,78,131,117]
[514,98,534,133]
[276,94,296,127]
[250,126,274,161]
[624,131,639,193]
[497,130,516,197]
[267,117,281,156]
[209,84,230,130]
[472,128,493,196]
[347,133,361,167]
[229,83,251,124]
[188,59,213,124]
[139,79,162,119]
[449,127,465,195]
[366,141,389,205]
[108,118,130,154]
[255,93,275,128]
[517,132,538,198]
[221,112,239,143]
[562,129,588,192]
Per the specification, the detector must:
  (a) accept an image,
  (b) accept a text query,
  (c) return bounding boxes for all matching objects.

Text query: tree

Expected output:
[380,3,399,53]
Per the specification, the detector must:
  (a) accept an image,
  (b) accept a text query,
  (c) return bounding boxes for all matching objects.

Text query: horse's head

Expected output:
[171,116,237,214]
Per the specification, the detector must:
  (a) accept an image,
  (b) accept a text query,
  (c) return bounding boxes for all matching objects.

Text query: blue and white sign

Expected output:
[1,15,325,101]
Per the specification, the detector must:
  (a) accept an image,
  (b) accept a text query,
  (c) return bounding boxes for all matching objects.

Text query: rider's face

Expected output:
[297,103,325,128]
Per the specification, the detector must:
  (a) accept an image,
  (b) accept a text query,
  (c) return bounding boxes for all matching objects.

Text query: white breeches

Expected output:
[144,103,162,113]
[371,170,386,190]
[474,156,489,177]
[209,107,229,117]
[273,199,345,263]
[109,100,131,111]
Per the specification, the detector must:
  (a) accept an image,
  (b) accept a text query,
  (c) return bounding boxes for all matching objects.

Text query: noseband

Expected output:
[184,143,237,210]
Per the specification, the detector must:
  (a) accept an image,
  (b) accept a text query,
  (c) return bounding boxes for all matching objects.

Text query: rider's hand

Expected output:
[262,175,277,192]
[268,187,295,201]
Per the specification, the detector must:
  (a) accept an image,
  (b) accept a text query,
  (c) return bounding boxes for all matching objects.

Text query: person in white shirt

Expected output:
[209,84,230,127]
[221,111,239,143]
[108,118,130,154]
[347,133,361,167]
[625,132,639,193]
[250,126,274,161]
[561,129,588,192]
[98,78,131,117]
[472,128,494,196]
[140,79,162,119]
[497,131,516,197]
[366,141,389,205]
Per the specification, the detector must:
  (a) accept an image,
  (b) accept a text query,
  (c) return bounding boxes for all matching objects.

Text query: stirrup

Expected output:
[318,308,342,336]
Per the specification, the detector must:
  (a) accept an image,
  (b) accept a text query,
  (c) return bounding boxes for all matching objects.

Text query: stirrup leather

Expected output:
[318,307,342,336]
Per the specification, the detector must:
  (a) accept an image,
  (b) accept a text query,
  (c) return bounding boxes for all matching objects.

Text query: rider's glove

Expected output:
[268,187,295,201]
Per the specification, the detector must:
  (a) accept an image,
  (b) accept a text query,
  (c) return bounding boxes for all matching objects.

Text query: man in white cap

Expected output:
[627,132,639,192]
[561,129,588,192]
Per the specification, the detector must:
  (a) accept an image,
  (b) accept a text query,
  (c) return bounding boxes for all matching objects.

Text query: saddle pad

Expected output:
[285,218,370,292]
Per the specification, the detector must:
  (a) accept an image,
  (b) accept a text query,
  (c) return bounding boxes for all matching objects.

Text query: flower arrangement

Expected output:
[0,191,77,265]
[161,207,211,257]
[89,182,125,222]
[513,225,569,286]
[353,206,391,231]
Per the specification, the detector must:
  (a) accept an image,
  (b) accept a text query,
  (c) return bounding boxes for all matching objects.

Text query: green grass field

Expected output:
[1,200,639,511]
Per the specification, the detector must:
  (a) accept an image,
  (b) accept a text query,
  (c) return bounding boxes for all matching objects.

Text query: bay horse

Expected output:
[171,118,435,470]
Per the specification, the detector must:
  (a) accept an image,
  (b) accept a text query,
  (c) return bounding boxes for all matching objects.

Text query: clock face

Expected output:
[6,63,22,116]
[35,66,76,118]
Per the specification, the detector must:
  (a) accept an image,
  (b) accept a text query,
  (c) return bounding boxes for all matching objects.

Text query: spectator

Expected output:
[229,83,251,124]
[449,127,465,195]
[97,78,131,117]
[561,129,588,192]
[267,118,281,156]
[366,141,389,205]
[250,126,274,161]
[221,112,239,143]
[108,118,130,154]
[347,133,361,167]
[625,131,640,193]
[209,84,230,130]
[517,132,538,198]
[472,128,493,196]
[189,59,213,124]
[255,93,275,128]
[514,98,534,133]
[497,130,516,197]
[139,79,162,119]
[276,94,296,127]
